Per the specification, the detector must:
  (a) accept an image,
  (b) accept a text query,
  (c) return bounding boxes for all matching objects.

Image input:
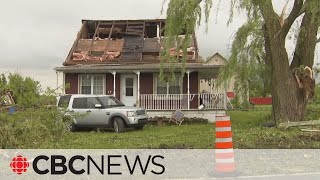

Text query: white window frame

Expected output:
[79,74,106,95]
[153,73,182,95]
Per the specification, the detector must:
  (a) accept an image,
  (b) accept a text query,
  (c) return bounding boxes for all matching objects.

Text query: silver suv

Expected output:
[57,94,149,133]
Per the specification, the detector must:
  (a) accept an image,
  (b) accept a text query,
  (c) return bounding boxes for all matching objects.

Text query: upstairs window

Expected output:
[80,74,105,95]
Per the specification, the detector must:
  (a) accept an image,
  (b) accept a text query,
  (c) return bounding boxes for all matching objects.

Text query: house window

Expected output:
[155,74,181,94]
[125,78,134,96]
[80,74,105,95]
[157,78,167,94]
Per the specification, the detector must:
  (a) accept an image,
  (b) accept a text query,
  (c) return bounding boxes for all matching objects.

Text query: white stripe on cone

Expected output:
[215,149,234,153]
[216,137,233,142]
[215,116,230,121]
[216,158,235,163]
[216,127,232,132]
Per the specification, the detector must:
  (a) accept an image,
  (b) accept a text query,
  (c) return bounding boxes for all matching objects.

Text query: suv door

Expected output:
[71,97,107,127]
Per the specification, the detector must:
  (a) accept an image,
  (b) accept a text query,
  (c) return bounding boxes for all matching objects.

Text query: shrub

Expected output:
[0,107,71,149]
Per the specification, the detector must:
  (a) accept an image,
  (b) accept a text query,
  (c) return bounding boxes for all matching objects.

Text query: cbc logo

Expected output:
[10,155,30,175]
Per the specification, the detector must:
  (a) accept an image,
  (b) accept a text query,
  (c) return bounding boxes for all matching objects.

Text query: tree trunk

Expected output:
[259,1,319,123]
[268,29,307,123]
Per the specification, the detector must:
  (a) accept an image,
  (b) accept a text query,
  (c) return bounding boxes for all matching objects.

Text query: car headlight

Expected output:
[126,111,136,117]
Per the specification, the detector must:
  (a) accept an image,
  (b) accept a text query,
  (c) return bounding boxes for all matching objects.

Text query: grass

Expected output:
[1,106,320,149]
[61,125,215,149]
[57,109,320,149]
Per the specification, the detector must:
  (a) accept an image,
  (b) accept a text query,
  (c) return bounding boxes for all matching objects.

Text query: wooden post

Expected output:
[62,72,65,95]
[102,23,114,60]
[112,71,116,97]
[135,71,141,107]
[187,70,190,110]
[224,83,227,110]
[87,21,101,59]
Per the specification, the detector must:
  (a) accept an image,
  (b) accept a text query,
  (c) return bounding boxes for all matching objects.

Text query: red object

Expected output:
[227,92,235,98]
[250,97,272,105]
[10,155,30,175]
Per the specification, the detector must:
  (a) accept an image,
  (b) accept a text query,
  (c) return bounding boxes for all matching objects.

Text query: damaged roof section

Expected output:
[64,19,199,66]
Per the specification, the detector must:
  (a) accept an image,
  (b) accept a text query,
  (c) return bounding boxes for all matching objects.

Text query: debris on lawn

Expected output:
[0,92,15,106]
[261,121,276,128]
[279,120,320,129]
[293,66,315,99]
[301,129,320,132]
[0,91,16,113]
[149,116,208,126]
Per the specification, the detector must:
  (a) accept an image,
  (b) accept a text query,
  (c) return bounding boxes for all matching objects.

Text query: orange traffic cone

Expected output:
[214,115,239,177]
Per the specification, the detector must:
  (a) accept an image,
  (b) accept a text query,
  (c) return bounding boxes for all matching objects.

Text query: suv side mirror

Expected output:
[95,104,102,108]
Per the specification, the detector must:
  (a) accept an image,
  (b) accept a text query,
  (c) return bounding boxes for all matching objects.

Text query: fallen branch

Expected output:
[279,120,320,129]
[301,129,320,132]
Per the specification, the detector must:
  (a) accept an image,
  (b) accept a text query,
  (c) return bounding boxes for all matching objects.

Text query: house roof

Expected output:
[205,52,228,64]
[63,18,200,66]
[81,19,166,23]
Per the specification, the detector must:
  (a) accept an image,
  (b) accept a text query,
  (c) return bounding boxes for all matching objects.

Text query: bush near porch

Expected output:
[1,105,320,149]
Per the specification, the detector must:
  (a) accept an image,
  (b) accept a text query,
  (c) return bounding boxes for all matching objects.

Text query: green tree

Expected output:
[162,0,320,123]
[0,74,7,92]
[7,73,41,108]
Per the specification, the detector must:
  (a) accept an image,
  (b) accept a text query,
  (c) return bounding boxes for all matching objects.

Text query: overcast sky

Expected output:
[0,0,319,90]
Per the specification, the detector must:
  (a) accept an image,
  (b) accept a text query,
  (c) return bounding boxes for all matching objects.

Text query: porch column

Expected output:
[112,71,116,97]
[55,71,59,92]
[224,83,227,110]
[187,70,190,110]
[62,72,65,95]
[135,71,141,107]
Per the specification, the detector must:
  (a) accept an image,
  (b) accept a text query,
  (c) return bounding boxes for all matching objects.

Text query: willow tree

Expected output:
[162,0,320,123]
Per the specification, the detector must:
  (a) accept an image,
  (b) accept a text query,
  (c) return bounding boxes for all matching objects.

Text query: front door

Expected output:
[120,74,137,106]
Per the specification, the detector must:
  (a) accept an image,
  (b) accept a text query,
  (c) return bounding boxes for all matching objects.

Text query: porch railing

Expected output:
[139,93,225,110]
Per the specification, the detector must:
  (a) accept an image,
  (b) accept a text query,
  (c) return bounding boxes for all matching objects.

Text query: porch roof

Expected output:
[54,63,222,78]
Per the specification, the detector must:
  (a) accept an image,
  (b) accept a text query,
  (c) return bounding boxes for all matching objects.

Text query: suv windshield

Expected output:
[58,95,71,108]
[98,96,125,107]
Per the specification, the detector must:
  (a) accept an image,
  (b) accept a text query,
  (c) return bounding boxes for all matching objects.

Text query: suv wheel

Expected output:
[67,123,77,132]
[113,117,125,133]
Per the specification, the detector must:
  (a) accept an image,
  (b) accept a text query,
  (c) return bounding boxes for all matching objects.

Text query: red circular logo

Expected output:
[10,155,29,175]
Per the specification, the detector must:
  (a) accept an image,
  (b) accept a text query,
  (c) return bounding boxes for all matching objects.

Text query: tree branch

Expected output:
[258,1,279,26]
[291,5,320,68]
[282,0,304,36]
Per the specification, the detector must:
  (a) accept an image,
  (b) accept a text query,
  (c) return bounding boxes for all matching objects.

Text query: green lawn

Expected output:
[1,108,320,149]
[56,110,320,149]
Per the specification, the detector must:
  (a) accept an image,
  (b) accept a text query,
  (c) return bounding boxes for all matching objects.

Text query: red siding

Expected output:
[183,72,199,108]
[116,75,120,99]
[190,72,198,94]
[105,73,120,99]
[65,73,78,94]
[140,73,153,94]
[106,73,114,95]
[190,72,199,109]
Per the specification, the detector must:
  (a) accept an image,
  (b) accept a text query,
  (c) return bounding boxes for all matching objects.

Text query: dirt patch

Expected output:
[298,133,320,141]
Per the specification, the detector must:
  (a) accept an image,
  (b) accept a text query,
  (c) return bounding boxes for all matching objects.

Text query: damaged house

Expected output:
[55,19,227,119]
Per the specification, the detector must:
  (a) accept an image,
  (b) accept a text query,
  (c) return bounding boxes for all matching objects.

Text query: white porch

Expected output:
[55,63,227,112]
[139,93,226,110]
[147,109,226,123]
